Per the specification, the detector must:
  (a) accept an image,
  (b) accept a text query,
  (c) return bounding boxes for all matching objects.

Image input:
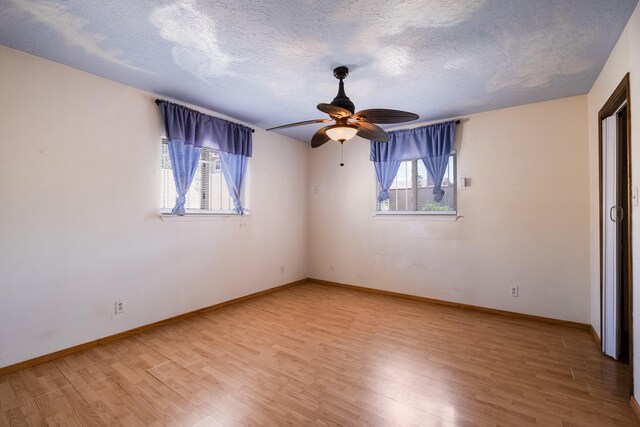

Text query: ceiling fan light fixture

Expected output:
[325,124,359,142]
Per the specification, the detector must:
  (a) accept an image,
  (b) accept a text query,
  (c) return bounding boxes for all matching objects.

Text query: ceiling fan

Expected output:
[266,66,420,148]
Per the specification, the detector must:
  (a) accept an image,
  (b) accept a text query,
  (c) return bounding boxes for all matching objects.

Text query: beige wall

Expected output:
[308,95,590,323]
[0,45,309,368]
[587,2,640,396]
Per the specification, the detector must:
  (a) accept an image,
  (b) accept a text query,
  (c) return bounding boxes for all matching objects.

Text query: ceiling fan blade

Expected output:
[266,118,332,131]
[356,121,389,142]
[353,109,419,124]
[317,103,352,118]
[311,127,332,148]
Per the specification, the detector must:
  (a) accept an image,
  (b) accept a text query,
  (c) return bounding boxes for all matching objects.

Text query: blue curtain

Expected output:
[371,120,456,203]
[419,122,456,202]
[167,140,202,215]
[157,100,252,215]
[157,100,252,155]
[219,152,249,214]
[374,160,401,202]
[422,156,448,203]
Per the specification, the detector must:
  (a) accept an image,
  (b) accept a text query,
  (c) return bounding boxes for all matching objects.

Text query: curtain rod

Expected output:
[155,99,255,133]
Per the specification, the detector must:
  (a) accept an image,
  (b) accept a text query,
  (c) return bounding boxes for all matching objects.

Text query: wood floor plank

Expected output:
[0,282,638,425]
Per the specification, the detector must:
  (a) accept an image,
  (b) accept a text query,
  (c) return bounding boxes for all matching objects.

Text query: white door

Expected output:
[602,115,620,359]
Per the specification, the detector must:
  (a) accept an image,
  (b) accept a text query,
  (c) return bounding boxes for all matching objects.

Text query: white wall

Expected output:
[587,2,640,397]
[0,45,309,368]
[308,95,591,323]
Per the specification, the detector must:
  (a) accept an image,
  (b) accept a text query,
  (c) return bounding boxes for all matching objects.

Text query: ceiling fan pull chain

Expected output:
[340,142,344,167]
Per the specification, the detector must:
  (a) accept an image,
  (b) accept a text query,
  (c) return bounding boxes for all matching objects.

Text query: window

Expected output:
[160,141,245,214]
[377,154,456,214]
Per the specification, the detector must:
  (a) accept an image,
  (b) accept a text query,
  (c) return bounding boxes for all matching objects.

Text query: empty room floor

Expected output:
[0,282,636,426]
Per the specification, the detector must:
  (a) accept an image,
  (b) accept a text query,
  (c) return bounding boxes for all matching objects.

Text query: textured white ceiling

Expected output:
[0,0,637,141]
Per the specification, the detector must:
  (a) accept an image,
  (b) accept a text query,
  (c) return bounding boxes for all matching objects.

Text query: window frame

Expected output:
[374,152,457,216]
[159,140,249,216]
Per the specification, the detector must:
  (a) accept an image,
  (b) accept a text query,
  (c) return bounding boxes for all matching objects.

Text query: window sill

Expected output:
[372,211,461,221]
[160,213,249,222]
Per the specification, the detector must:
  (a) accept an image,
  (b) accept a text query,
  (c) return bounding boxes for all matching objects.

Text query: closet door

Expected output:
[602,115,619,359]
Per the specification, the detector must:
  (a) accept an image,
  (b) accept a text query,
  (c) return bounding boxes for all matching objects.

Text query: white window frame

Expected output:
[160,140,249,216]
[374,152,457,216]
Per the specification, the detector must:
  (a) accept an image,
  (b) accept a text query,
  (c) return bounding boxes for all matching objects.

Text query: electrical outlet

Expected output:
[329,265,335,271]
[509,286,519,297]
[280,266,285,274]
[115,300,125,314]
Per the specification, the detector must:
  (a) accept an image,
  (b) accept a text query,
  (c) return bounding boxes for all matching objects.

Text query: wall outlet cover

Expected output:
[115,300,125,314]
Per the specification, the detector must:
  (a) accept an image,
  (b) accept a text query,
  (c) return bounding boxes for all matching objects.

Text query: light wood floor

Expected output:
[0,282,637,426]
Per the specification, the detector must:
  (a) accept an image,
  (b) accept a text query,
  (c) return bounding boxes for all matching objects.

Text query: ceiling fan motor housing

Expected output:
[331,66,355,114]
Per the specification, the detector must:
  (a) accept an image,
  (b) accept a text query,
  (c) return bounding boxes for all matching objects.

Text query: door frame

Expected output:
[598,73,632,375]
